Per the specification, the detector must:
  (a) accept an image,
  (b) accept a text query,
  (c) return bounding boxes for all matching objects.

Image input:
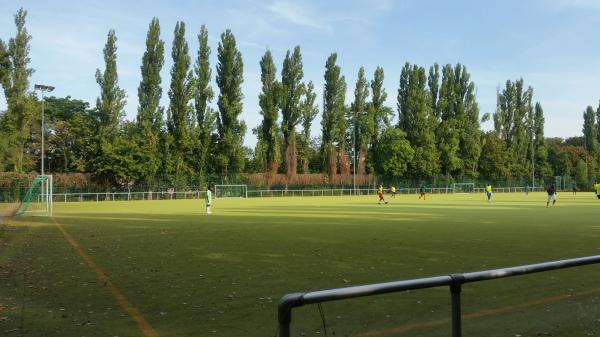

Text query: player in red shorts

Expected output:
[377,184,388,204]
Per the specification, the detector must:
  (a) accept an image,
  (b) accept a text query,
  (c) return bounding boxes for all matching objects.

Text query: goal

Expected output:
[15,175,53,217]
[214,185,247,198]
[453,183,474,194]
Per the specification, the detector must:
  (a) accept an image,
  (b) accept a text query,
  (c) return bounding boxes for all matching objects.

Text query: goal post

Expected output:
[214,185,247,198]
[453,183,474,194]
[15,175,53,217]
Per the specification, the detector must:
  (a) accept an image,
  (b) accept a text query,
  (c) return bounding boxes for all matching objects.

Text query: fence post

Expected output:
[450,274,464,337]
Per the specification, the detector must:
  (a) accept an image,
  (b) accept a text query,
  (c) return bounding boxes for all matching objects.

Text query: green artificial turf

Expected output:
[1,192,600,337]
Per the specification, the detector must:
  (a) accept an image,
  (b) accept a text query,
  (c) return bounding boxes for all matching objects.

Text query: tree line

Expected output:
[1,8,598,189]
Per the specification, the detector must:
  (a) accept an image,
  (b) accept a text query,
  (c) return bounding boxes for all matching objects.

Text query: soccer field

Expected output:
[1,192,600,337]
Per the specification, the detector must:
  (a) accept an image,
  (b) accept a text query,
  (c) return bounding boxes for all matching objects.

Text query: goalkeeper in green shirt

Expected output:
[206,187,213,214]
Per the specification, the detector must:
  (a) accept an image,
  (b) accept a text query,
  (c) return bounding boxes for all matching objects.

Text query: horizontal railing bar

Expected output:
[283,255,600,309]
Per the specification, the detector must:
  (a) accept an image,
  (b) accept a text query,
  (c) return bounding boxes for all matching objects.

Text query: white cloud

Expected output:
[267,0,332,32]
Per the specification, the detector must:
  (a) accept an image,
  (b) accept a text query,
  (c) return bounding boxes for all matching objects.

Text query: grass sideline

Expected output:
[1,192,600,336]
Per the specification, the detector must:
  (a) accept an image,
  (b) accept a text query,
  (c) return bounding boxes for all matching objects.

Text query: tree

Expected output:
[397,64,439,177]
[575,159,588,190]
[478,132,512,181]
[533,102,550,177]
[583,105,598,155]
[350,67,369,175]
[166,21,195,179]
[194,25,216,177]
[374,127,414,177]
[0,8,36,173]
[216,29,246,175]
[321,53,346,176]
[367,66,391,174]
[257,50,280,174]
[493,79,533,177]
[280,46,304,176]
[299,81,318,173]
[91,30,128,187]
[43,96,91,172]
[136,18,164,185]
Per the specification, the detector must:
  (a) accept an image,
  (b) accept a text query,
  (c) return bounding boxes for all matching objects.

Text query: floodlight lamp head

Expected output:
[34,84,55,92]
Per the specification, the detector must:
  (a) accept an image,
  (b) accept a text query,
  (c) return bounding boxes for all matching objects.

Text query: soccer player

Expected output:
[419,185,426,200]
[390,185,396,198]
[546,184,557,207]
[377,184,388,204]
[485,184,493,202]
[594,182,600,200]
[572,183,577,196]
[206,187,213,214]
[525,184,529,196]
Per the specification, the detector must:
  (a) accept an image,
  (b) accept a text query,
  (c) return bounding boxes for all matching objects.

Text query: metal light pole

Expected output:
[34,84,55,175]
[531,128,535,190]
[352,110,357,196]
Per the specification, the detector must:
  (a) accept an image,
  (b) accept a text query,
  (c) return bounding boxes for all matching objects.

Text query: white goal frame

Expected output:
[214,184,248,198]
[453,183,475,194]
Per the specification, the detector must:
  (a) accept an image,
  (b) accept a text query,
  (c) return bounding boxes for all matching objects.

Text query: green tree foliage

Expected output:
[43,96,92,172]
[216,29,246,175]
[350,67,369,174]
[280,46,304,176]
[257,50,280,174]
[137,18,164,185]
[533,103,550,177]
[166,21,195,178]
[299,81,318,173]
[367,67,391,174]
[194,25,216,177]
[574,159,588,189]
[0,8,36,172]
[493,79,534,177]
[583,105,598,155]
[478,132,512,180]
[374,127,414,177]
[321,53,347,175]
[397,63,439,178]
[91,30,131,188]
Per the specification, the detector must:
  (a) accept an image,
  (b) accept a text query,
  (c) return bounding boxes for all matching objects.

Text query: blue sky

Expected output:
[1,0,600,146]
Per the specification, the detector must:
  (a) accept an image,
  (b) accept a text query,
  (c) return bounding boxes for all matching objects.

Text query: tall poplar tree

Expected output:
[258,50,280,174]
[194,25,216,177]
[368,66,389,173]
[321,53,346,175]
[351,67,369,175]
[280,46,304,176]
[437,64,460,175]
[216,29,246,175]
[299,81,318,173]
[167,21,195,178]
[0,8,36,172]
[397,64,438,177]
[92,29,128,187]
[136,18,164,184]
[533,102,550,177]
[583,105,598,155]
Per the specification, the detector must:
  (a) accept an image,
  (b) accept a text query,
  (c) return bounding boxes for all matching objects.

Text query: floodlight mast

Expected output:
[34,84,55,176]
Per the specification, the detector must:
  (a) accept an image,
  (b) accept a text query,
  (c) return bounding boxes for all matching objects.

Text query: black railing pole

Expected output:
[450,274,464,337]
[278,293,304,337]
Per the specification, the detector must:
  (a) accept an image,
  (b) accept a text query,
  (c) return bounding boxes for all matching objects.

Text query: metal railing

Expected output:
[47,186,547,202]
[277,255,600,337]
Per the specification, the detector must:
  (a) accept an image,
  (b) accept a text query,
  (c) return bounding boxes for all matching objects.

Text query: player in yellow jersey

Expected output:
[485,184,492,202]
[377,184,388,204]
[390,185,396,198]
[594,182,600,200]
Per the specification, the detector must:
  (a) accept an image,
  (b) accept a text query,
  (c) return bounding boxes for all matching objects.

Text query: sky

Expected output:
[1,0,600,146]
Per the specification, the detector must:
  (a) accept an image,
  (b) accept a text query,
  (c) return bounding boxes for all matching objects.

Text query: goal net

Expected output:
[15,175,53,217]
[453,183,475,194]
[214,185,247,198]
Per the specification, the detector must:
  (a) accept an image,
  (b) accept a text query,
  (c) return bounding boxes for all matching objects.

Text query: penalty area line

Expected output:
[353,286,600,337]
[51,217,160,337]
